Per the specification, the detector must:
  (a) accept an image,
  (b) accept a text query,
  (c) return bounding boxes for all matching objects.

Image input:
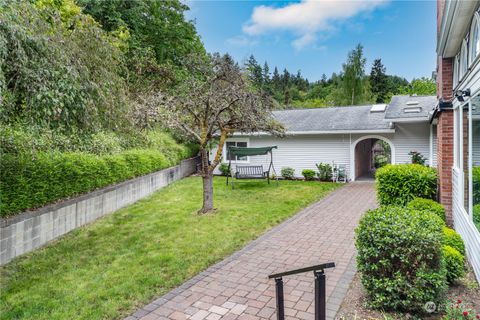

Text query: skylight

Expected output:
[404,107,422,113]
[406,101,419,106]
[370,104,387,113]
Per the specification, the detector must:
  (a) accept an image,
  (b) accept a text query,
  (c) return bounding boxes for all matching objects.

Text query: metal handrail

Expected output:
[268,262,335,320]
[268,262,335,279]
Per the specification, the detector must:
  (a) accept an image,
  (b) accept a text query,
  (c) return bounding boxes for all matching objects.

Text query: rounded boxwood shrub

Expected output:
[408,198,446,223]
[301,169,316,181]
[355,206,446,312]
[443,245,465,283]
[443,227,465,255]
[376,164,438,206]
[281,167,295,180]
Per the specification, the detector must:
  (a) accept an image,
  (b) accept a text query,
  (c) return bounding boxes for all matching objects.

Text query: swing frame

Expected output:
[225,146,278,189]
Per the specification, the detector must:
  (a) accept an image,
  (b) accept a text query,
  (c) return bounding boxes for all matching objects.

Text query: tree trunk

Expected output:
[200,174,214,214]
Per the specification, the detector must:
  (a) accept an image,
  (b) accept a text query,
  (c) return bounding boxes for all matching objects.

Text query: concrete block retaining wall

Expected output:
[0,157,199,265]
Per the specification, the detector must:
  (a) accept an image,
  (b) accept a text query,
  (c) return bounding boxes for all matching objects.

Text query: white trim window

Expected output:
[470,12,480,65]
[460,39,469,80]
[224,139,249,163]
[454,54,460,88]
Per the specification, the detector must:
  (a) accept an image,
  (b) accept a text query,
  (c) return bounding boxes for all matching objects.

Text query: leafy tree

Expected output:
[160,54,284,213]
[400,77,436,96]
[370,59,389,103]
[0,0,128,132]
[342,44,368,105]
[78,0,205,67]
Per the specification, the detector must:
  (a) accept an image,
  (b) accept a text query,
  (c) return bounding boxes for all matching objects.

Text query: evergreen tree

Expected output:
[262,62,270,84]
[245,55,263,87]
[272,67,281,90]
[370,58,389,103]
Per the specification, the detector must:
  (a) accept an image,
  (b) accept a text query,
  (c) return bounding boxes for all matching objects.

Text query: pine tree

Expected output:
[370,58,388,103]
[272,67,280,90]
[262,62,270,84]
[245,55,263,87]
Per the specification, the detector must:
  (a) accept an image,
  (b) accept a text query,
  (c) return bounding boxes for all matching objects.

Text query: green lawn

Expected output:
[0,177,341,320]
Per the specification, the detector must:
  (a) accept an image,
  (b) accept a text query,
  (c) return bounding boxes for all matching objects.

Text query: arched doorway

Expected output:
[351,136,394,181]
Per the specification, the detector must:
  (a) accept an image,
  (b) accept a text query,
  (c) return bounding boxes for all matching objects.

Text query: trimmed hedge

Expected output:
[376,164,438,206]
[302,169,316,181]
[443,245,465,283]
[0,148,193,217]
[355,206,446,312]
[408,198,446,223]
[443,227,465,255]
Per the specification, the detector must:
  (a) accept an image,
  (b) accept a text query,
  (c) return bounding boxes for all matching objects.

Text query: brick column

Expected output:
[436,53,454,221]
[437,110,454,221]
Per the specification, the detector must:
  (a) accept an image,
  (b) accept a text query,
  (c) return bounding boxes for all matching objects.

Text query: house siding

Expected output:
[213,122,433,180]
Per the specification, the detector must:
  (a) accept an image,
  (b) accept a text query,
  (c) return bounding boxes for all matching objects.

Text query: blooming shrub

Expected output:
[443,300,480,319]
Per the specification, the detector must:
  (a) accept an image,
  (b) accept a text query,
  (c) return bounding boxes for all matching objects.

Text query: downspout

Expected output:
[349,133,352,181]
[429,124,434,167]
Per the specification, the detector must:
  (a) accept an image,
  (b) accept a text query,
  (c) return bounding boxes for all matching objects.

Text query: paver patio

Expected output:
[126,182,376,320]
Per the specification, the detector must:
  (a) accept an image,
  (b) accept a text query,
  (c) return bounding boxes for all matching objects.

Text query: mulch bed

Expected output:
[336,264,480,320]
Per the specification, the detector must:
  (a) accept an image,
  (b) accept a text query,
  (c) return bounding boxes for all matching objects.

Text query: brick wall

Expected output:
[437,110,454,221]
[436,0,454,221]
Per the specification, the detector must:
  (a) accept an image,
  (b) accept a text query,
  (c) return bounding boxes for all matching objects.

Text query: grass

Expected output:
[0,176,341,320]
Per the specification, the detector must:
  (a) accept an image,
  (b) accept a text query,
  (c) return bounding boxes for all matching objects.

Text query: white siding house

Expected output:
[213,95,438,181]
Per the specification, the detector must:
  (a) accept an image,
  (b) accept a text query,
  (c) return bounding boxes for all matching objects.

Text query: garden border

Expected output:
[0,157,199,265]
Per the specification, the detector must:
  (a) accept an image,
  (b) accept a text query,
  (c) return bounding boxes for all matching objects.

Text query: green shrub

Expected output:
[443,227,465,255]
[316,163,332,181]
[302,169,316,181]
[0,149,182,217]
[355,206,446,312]
[376,164,438,206]
[408,198,446,223]
[281,167,295,180]
[473,166,480,204]
[218,163,230,176]
[474,204,480,230]
[443,245,465,283]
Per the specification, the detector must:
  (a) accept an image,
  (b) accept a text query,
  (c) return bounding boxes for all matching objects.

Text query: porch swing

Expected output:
[226,146,278,189]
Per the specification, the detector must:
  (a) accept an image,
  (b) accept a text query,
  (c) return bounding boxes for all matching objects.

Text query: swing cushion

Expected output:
[235,166,267,179]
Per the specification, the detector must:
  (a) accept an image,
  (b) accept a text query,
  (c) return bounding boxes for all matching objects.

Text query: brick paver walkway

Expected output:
[127,182,376,320]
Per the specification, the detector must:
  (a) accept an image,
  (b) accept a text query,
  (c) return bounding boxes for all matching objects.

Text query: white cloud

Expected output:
[243,0,388,49]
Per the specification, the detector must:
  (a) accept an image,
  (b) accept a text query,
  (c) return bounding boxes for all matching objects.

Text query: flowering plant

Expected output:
[443,299,480,319]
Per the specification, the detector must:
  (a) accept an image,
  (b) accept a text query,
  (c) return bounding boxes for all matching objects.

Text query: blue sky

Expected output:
[186,0,436,82]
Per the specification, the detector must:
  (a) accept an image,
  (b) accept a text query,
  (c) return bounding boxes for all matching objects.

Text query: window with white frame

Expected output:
[460,39,469,79]
[225,140,248,162]
[470,12,480,65]
[454,54,460,88]
[453,93,480,233]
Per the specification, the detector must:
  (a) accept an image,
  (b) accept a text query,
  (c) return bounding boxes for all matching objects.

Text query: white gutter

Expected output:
[385,117,430,123]
[231,129,396,136]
